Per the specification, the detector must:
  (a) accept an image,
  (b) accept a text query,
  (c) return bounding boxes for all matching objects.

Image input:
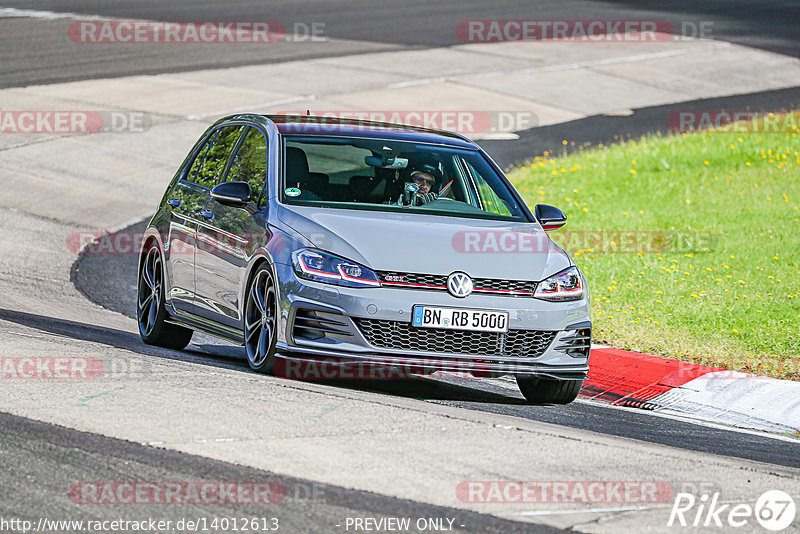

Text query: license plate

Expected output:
[412,305,509,333]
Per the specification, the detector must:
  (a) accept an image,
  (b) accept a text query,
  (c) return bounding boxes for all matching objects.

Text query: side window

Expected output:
[227,127,268,202]
[194,125,245,188]
[185,130,219,182]
[464,160,512,217]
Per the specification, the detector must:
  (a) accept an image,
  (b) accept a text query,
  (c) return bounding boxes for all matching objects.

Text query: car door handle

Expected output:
[199,210,214,220]
[167,198,181,208]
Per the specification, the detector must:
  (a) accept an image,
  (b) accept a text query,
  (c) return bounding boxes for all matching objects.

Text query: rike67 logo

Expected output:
[668,490,796,531]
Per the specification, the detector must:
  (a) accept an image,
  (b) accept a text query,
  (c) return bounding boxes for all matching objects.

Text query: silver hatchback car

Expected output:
[138,114,591,404]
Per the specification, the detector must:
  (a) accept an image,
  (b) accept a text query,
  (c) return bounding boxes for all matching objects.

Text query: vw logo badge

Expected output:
[447,272,473,298]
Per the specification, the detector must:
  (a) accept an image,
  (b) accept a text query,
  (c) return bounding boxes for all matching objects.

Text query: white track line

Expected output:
[427,372,799,444]
[571,398,800,444]
[0,7,107,20]
[518,504,668,517]
[387,44,728,88]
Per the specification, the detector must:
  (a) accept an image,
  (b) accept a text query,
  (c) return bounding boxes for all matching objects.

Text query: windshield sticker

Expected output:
[285,187,301,197]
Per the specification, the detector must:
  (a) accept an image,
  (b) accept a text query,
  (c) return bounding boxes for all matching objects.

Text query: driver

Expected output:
[409,169,439,205]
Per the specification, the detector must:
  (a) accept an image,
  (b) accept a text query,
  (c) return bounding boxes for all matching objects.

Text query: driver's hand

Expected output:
[415,192,439,205]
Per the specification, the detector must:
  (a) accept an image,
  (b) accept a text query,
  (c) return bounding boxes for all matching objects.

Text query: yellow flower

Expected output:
[685,199,691,204]
[732,329,739,333]
[630,169,637,175]
[703,160,709,165]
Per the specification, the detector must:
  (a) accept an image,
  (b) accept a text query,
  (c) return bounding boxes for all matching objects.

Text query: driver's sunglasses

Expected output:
[413,176,435,186]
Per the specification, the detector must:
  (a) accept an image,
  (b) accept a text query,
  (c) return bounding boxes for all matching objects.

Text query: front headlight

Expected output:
[534,266,584,301]
[292,248,381,288]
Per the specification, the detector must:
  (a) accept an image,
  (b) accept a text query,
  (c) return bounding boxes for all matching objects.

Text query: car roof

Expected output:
[217,113,480,149]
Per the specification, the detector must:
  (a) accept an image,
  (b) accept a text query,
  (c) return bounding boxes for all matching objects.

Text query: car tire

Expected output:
[137,243,193,350]
[244,263,279,374]
[516,376,583,405]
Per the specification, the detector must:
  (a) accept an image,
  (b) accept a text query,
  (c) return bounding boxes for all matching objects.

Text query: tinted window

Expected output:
[192,125,245,188]
[227,127,268,202]
[282,136,527,222]
[186,131,216,182]
[464,160,513,217]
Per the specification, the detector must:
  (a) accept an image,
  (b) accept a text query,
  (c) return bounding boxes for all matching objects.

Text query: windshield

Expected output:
[281,136,528,222]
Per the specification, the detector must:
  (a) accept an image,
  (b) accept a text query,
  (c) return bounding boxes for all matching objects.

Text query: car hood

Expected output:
[277,204,572,280]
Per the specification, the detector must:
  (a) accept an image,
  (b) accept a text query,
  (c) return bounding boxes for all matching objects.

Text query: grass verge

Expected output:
[508,112,800,380]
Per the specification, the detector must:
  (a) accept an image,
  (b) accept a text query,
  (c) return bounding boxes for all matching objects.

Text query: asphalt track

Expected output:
[481,85,800,168]
[1,0,798,88]
[0,411,552,534]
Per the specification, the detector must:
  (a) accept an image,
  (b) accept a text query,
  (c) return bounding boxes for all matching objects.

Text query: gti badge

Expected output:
[447,272,473,298]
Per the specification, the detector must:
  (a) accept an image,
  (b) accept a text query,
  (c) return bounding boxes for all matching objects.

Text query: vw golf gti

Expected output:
[137,114,591,404]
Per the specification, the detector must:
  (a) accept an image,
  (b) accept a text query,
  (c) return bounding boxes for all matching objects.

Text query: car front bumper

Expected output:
[273,262,591,379]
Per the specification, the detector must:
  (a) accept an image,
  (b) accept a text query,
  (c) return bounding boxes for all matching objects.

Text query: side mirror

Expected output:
[535,204,567,231]
[211,181,252,207]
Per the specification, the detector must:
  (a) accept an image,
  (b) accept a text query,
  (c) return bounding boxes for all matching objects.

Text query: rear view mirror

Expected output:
[535,204,567,230]
[211,181,252,207]
[365,155,408,168]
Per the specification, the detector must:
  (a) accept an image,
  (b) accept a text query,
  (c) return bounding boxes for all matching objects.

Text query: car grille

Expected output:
[376,271,537,296]
[355,318,556,358]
